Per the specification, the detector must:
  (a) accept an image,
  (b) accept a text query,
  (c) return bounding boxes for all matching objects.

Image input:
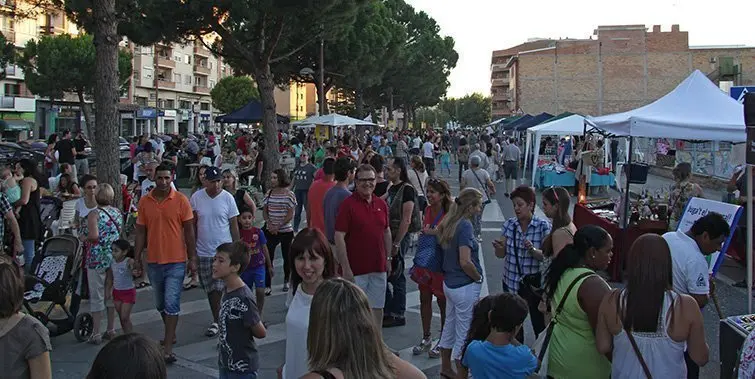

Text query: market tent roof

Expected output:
[293,113,377,127]
[587,70,746,142]
[215,101,290,124]
[524,114,588,184]
[513,112,554,131]
[501,114,533,131]
[486,116,508,127]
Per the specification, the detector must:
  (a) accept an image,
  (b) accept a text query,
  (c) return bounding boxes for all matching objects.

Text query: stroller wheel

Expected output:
[73,313,94,342]
[33,311,48,325]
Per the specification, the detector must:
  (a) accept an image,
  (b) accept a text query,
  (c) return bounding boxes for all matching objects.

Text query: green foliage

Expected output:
[0,33,15,79]
[415,107,451,129]
[17,33,132,99]
[210,76,259,114]
[440,93,491,127]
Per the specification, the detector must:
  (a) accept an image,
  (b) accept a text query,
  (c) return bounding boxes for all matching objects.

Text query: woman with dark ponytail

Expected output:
[543,224,613,379]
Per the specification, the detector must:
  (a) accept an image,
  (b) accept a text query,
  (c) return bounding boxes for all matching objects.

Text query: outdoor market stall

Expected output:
[523,114,615,189]
[584,70,747,283]
[292,113,378,142]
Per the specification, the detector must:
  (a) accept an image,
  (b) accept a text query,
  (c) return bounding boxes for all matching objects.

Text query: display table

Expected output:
[537,170,616,189]
[572,203,667,281]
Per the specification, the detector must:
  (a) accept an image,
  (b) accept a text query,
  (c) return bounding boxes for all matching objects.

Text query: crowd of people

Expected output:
[0,124,752,379]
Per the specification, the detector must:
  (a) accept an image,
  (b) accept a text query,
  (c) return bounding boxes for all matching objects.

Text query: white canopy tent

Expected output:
[587,70,746,141]
[524,114,589,185]
[292,113,378,127]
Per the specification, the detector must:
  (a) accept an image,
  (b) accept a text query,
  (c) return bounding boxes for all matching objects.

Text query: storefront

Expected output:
[135,107,157,136]
[161,109,177,134]
[0,112,34,141]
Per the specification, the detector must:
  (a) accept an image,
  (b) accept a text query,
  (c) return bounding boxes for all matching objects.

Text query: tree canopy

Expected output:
[0,33,15,79]
[210,76,259,114]
[17,33,131,138]
[440,93,492,127]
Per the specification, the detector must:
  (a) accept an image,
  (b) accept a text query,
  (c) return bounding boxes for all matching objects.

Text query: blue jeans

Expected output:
[293,189,308,231]
[384,234,410,318]
[219,369,257,379]
[22,239,36,274]
[147,262,185,316]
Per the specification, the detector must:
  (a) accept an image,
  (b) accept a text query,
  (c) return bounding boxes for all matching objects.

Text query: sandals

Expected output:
[282,283,289,292]
[87,333,103,345]
[103,330,117,341]
[265,287,272,296]
[163,352,177,364]
[136,281,150,289]
[205,322,219,337]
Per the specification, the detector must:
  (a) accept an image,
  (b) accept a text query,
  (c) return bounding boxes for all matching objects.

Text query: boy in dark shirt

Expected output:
[212,241,267,379]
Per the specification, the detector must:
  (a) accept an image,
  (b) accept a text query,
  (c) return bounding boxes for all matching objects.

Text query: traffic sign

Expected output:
[731,86,755,104]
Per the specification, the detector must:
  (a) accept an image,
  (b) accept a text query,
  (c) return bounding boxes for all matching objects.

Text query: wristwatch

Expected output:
[475,278,484,284]
[392,243,400,249]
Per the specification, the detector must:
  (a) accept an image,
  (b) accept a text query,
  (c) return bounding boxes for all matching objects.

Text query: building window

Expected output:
[165,99,175,109]
[209,80,215,88]
[200,102,209,111]
[174,73,181,83]
[194,76,202,86]
[135,96,148,106]
[185,54,191,65]
[179,100,190,109]
[174,54,182,63]
[184,75,192,85]
[157,99,164,108]
[4,83,20,96]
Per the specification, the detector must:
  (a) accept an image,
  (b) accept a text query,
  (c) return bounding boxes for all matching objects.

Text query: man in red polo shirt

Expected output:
[334,164,392,329]
[307,157,336,233]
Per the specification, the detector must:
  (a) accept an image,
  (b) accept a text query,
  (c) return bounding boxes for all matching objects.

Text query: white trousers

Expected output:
[438,281,482,361]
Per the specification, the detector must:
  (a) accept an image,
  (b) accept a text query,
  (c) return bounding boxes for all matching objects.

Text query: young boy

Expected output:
[460,293,538,379]
[237,207,272,315]
[212,241,267,379]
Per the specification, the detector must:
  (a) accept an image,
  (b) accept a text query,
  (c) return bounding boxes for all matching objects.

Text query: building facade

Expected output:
[274,82,317,121]
[491,24,755,117]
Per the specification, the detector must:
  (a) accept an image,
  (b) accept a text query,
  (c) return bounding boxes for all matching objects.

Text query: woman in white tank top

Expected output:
[595,234,709,378]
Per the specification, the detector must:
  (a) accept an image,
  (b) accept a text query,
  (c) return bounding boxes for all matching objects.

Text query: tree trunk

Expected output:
[92,0,121,208]
[401,104,409,130]
[77,90,95,143]
[254,64,280,188]
[354,86,364,120]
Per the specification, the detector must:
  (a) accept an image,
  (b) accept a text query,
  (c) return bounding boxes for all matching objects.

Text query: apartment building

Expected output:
[490,24,755,117]
[274,81,317,121]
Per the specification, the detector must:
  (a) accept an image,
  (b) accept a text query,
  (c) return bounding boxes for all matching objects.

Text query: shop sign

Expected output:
[731,86,755,104]
[137,108,157,119]
[162,109,177,118]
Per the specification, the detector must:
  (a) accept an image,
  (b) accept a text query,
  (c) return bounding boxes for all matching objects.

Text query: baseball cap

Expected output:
[205,166,222,181]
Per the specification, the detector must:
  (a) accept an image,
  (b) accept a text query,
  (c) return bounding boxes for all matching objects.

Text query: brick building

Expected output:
[490,24,755,118]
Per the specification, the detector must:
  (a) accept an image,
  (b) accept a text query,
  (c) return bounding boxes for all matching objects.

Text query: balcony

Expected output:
[491,63,508,71]
[491,77,509,86]
[194,44,211,58]
[492,92,510,101]
[157,56,175,69]
[157,80,175,89]
[193,64,211,76]
[0,96,36,112]
[4,65,22,79]
[193,85,210,94]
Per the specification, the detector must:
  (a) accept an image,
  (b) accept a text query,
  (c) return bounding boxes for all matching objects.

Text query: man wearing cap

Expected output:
[189,166,240,337]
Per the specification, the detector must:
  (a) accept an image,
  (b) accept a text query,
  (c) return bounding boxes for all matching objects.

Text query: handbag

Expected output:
[512,227,542,299]
[412,169,428,212]
[470,168,492,205]
[411,210,445,278]
[532,271,594,378]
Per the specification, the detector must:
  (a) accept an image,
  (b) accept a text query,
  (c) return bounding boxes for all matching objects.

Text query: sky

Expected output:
[406,0,755,98]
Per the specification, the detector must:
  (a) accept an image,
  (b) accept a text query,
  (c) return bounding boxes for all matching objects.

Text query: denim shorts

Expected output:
[147,262,185,316]
[219,369,257,379]
[240,265,266,289]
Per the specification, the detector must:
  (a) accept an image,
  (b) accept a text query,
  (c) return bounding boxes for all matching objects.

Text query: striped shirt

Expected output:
[263,189,297,233]
[501,216,551,292]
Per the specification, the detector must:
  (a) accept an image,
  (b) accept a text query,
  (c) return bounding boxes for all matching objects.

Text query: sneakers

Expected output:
[205,322,219,337]
[429,342,441,358]
[412,338,432,355]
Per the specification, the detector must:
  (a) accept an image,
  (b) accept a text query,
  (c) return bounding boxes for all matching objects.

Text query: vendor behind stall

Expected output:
[669,162,704,230]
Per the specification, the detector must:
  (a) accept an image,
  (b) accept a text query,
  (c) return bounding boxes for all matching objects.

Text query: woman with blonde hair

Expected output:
[434,188,485,379]
[222,168,256,217]
[301,278,426,379]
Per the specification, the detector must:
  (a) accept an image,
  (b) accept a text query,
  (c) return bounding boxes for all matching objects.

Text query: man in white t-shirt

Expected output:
[663,212,730,309]
[422,139,435,177]
[189,166,240,337]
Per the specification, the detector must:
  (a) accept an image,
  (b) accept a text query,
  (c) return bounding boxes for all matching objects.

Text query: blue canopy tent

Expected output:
[215,101,290,124]
[513,112,554,131]
[501,114,533,131]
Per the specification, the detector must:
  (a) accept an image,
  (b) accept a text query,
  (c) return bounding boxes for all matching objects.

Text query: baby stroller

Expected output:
[23,235,91,340]
[39,196,63,239]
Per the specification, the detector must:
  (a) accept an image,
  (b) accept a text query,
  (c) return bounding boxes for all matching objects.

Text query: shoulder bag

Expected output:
[512,226,542,299]
[410,210,444,277]
[412,169,428,212]
[470,168,492,205]
[532,271,594,378]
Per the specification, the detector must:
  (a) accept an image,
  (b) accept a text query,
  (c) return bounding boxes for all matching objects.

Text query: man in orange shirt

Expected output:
[134,163,197,364]
[307,158,336,233]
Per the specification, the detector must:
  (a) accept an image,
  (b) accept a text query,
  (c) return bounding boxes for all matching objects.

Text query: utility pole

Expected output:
[319,38,326,116]
[153,45,159,137]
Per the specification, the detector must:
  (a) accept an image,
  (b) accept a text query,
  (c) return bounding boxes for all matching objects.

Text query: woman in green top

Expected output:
[543,225,613,379]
